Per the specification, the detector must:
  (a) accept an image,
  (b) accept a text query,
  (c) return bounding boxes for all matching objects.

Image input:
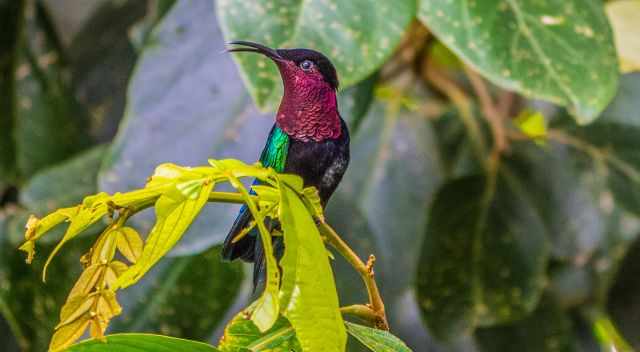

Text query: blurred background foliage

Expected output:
[1,0,639,351]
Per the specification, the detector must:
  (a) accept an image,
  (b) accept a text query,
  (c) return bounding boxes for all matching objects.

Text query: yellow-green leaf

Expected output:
[58,295,93,328]
[90,229,119,265]
[279,184,346,351]
[345,322,412,352]
[115,227,143,263]
[147,163,189,185]
[223,170,280,332]
[108,185,171,208]
[104,261,128,288]
[114,179,214,289]
[96,290,122,320]
[68,264,104,299]
[219,310,301,352]
[49,313,91,352]
[209,158,273,182]
[23,207,76,243]
[514,110,548,145]
[43,203,110,281]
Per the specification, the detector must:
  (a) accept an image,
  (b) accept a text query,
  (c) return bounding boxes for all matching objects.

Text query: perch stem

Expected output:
[317,220,389,331]
[207,191,258,204]
[340,304,379,323]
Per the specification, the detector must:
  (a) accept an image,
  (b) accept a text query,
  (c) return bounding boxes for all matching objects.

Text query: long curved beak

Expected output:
[227,40,284,62]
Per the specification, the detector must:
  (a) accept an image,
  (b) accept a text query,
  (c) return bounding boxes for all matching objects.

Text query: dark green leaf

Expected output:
[68,0,148,142]
[219,312,301,352]
[562,121,640,216]
[417,175,549,340]
[217,0,415,108]
[345,322,413,352]
[128,0,178,51]
[418,0,619,123]
[98,0,275,255]
[66,333,220,352]
[505,144,604,261]
[110,246,243,341]
[15,1,90,179]
[475,295,577,352]
[20,145,107,215]
[0,316,20,352]
[0,0,24,183]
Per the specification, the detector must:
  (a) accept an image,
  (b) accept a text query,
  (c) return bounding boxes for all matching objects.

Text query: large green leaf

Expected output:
[20,145,107,216]
[110,246,243,340]
[417,175,549,340]
[66,333,220,352]
[505,144,605,261]
[560,121,640,217]
[475,295,577,352]
[219,312,301,352]
[14,0,90,179]
[279,185,346,351]
[217,0,415,108]
[0,0,23,183]
[418,0,619,123]
[345,322,413,352]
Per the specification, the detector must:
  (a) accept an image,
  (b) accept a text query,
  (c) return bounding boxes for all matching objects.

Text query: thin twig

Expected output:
[317,220,389,331]
[423,57,488,162]
[463,65,508,156]
[340,304,379,323]
[496,90,517,118]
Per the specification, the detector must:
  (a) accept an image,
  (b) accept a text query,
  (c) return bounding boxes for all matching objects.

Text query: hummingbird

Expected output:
[222,41,350,286]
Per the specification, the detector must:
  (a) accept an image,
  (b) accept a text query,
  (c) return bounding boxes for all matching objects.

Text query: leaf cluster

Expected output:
[2,0,640,351]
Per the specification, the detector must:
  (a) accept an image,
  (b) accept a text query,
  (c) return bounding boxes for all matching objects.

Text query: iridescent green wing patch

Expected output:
[260,126,289,173]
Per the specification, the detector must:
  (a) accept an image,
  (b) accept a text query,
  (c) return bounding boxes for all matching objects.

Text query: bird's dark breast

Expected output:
[284,119,350,205]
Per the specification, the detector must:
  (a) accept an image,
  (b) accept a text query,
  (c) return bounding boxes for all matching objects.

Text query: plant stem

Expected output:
[208,191,258,204]
[340,304,379,323]
[317,220,389,331]
[423,57,488,162]
[464,65,508,156]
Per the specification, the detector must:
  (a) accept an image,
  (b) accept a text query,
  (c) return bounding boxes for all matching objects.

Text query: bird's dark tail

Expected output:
[221,205,256,262]
[221,205,284,288]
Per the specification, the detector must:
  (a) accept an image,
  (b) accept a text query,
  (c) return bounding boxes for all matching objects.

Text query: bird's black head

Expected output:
[275,48,339,89]
[227,40,343,141]
[228,41,339,90]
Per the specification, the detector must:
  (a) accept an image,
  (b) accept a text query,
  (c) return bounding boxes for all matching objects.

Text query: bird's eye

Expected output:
[299,60,314,71]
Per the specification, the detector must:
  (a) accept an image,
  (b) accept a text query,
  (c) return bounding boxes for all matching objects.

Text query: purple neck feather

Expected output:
[275,64,341,142]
